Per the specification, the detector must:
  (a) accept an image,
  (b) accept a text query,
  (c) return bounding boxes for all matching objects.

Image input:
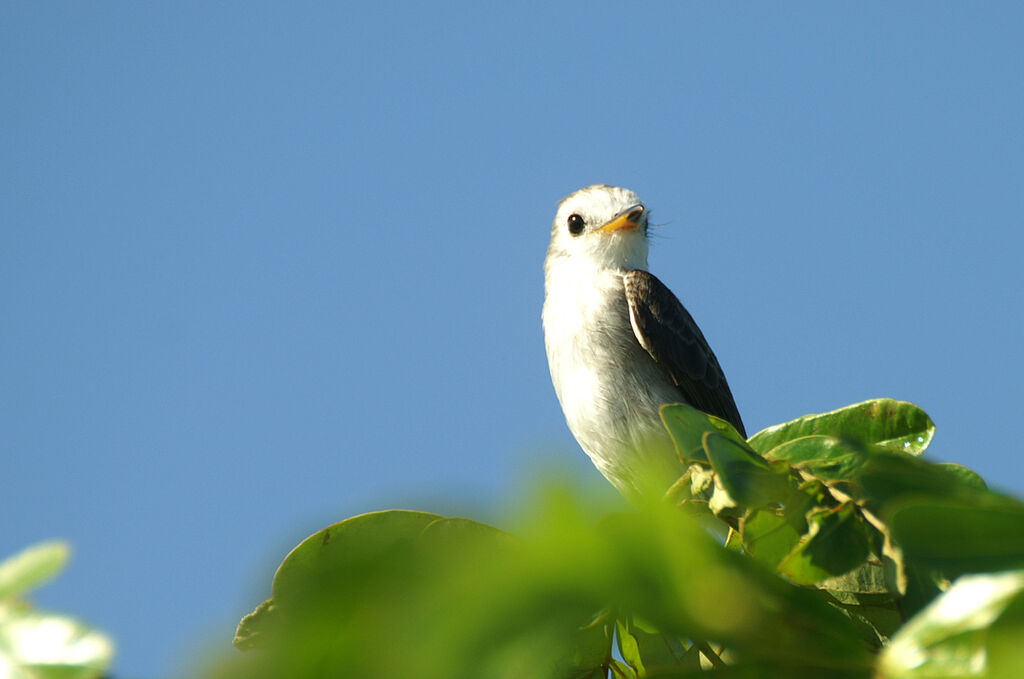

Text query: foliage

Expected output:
[0,541,114,679]
[223,399,1024,679]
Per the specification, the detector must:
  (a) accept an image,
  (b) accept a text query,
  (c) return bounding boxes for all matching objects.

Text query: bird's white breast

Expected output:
[543,263,685,496]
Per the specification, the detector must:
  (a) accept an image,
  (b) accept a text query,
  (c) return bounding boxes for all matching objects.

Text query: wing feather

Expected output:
[624,270,747,438]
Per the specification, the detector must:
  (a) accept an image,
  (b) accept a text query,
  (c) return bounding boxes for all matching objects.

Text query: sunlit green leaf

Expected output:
[748,399,934,457]
[779,503,870,585]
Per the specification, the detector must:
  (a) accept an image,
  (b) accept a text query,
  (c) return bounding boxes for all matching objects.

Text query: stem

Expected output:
[696,641,726,669]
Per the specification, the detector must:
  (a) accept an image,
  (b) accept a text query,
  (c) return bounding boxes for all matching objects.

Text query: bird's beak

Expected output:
[596,205,645,234]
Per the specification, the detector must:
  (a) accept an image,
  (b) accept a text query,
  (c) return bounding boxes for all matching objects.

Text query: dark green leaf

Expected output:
[779,504,870,585]
[889,500,1024,578]
[856,452,997,512]
[748,399,934,457]
[818,590,902,647]
[702,433,792,509]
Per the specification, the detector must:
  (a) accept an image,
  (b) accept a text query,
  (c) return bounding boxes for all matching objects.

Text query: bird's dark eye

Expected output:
[567,214,585,236]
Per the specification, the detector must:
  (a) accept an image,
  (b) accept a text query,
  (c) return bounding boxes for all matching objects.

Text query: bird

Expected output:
[543,184,745,498]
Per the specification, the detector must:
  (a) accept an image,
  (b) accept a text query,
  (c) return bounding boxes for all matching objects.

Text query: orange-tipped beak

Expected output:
[596,205,645,234]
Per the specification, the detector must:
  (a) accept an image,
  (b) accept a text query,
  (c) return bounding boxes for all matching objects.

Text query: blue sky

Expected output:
[3,3,1022,676]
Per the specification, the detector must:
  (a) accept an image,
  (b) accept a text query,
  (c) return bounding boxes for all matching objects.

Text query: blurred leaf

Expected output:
[889,500,1024,579]
[0,541,69,601]
[536,494,872,669]
[748,399,934,457]
[878,570,1024,678]
[855,452,998,514]
[779,503,870,585]
[702,433,792,509]
[0,543,112,679]
[661,403,747,464]
[987,585,1024,678]
[0,607,114,679]
[934,463,987,491]
[271,509,443,605]
[229,487,874,678]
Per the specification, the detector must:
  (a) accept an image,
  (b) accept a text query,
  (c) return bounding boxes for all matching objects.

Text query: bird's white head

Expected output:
[545,184,650,275]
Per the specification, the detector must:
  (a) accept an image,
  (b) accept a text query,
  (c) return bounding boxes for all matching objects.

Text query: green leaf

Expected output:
[889,500,1024,578]
[228,486,875,678]
[818,590,903,647]
[661,403,747,464]
[0,541,70,601]
[616,618,645,676]
[934,462,987,491]
[854,452,998,516]
[702,433,792,509]
[988,584,1024,679]
[609,658,638,679]
[617,616,697,677]
[819,560,898,597]
[740,483,816,570]
[763,435,867,482]
[748,399,934,456]
[233,598,277,651]
[779,503,870,585]
[270,509,443,604]
[879,569,1024,678]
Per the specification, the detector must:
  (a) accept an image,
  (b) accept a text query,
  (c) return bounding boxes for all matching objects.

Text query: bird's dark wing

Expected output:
[623,270,746,438]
